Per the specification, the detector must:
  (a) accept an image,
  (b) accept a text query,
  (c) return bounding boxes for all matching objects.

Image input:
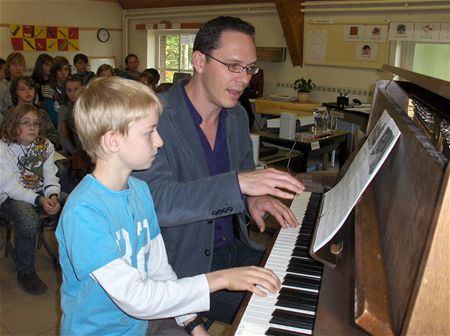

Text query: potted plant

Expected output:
[293,77,316,103]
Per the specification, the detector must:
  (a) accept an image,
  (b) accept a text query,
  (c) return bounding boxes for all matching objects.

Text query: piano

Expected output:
[231,66,450,336]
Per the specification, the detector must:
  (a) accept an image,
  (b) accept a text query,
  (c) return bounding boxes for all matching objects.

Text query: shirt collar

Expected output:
[181,81,228,126]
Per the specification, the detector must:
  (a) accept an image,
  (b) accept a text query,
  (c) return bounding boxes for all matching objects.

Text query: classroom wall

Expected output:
[124,4,448,104]
[2,1,446,105]
[0,0,123,73]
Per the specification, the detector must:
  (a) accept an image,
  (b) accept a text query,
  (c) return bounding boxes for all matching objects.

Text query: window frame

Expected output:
[154,29,198,83]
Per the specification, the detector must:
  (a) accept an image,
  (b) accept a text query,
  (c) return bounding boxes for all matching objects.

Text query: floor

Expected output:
[0,160,338,336]
[0,225,271,336]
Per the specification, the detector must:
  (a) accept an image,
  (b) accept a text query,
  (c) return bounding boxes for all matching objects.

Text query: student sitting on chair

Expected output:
[0,103,67,295]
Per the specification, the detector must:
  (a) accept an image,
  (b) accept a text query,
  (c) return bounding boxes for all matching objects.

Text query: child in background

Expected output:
[0,52,26,115]
[42,56,70,126]
[96,63,114,77]
[58,75,83,154]
[138,68,160,92]
[31,53,53,106]
[0,58,6,82]
[0,58,6,125]
[0,104,66,295]
[9,76,61,149]
[73,54,95,85]
[56,77,280,335]
[123,53,140,80]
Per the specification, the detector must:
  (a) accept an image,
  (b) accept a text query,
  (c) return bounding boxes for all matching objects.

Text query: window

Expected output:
[392,41,450,81]
[156,32,197,83]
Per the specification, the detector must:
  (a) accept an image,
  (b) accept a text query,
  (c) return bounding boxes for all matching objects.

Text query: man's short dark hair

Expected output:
[193,16,255,54]
[74,53,89,64]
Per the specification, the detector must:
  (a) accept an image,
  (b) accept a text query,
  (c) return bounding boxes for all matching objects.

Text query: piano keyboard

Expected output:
[235,192,323,336]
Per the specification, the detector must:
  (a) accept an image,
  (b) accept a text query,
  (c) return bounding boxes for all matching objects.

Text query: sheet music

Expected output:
[312,110,401,253]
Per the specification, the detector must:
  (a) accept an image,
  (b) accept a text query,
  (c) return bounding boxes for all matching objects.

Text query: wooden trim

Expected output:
[382,64,450,100]
[136,22,203,30]
[119,0,273,9]
[0,23,121,32]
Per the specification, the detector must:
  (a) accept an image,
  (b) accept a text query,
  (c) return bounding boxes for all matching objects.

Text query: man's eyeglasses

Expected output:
[17,121,41,128]
[203,53,260,75]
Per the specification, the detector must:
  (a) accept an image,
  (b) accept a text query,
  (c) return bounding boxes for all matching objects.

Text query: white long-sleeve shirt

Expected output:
[0,138,60,206]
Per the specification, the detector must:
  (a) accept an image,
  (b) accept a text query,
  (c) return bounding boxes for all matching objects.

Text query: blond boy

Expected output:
[56,77,280,336]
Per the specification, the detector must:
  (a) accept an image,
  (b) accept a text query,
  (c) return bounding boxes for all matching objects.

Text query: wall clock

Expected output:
[97,28,110,43]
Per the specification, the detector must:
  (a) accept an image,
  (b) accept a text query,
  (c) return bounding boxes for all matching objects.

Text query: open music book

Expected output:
[311,110,401,253]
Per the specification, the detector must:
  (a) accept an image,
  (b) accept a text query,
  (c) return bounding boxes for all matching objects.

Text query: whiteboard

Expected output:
[89,57,116,74]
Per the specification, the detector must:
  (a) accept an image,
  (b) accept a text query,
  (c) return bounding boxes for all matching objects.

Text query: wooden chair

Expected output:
[1,211,59,267]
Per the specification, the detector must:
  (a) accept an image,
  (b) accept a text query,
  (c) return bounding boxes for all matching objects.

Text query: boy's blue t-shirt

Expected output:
[56,175,161,336]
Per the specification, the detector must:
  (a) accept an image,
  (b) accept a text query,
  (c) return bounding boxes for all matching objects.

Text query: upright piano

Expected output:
[231,67,449,336]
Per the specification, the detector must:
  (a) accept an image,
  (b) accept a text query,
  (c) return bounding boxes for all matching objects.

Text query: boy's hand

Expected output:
[206,266,281,296]
[238,168,305,199]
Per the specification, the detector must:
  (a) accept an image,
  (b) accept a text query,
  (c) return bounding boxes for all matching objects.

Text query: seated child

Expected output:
[57,75,83,154]
[0,103,67,295]
[42,56,70,126]
[9,75,61,149]
[73,53,95,85]
[56,77,281,335]
[96,63,114,77]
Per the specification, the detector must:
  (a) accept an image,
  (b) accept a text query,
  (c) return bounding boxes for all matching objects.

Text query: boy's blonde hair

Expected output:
[74,76,162,162]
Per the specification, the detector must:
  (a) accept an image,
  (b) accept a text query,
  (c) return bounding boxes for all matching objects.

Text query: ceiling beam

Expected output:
[275,0,303,67]
[118,0,273,9]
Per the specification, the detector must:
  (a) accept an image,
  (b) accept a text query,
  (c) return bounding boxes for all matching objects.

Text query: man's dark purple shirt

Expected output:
[182,85,236,248]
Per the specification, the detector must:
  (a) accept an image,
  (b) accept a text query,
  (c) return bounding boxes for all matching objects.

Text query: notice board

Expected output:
[304,20,389,69]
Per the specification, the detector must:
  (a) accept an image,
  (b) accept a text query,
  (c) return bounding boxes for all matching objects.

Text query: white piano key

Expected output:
[235,192,320,336]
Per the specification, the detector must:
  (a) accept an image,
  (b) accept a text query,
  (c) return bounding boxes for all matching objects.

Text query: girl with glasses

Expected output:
[0,103,67,295]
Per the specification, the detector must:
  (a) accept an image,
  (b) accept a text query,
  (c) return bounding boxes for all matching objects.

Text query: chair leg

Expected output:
[38,219,59,266]
[4,219,16,261]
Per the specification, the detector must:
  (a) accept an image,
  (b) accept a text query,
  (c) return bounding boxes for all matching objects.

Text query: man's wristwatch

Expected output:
[184,317,204,335]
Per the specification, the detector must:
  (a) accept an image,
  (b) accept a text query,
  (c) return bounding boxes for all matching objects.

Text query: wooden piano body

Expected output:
[314,67,449,335]
[231,67,449,335]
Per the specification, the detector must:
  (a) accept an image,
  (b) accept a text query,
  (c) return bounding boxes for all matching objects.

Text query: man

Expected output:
[133,16,305,327]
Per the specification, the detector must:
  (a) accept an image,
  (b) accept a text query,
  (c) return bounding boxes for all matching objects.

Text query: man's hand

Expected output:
[238,168,305,199]
[247,196,298,232]
[206,266,281,296]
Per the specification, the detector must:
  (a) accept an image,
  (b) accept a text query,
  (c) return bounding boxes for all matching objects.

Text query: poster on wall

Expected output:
[365,25,388,42]
[355,42,378,61]
[388,22,414,41]
[413,22,441,42]
[10,24,80,51]
[344,25,365,41]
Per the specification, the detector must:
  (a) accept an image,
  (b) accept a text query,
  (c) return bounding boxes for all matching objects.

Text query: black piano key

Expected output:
[289,258,323,270]
[287,264,323,276]
[276,297,317,312]
[258,193,322,336]
[295,236,310,246]
[291,247,311,259]
[266,327,311,336]
[283,273,321,290]
[270,309,315,330]
[278,287,318,301]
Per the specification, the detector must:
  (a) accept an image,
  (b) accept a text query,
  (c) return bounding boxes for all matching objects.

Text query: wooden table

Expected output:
[255,98,320,118]
[256,129,350,172]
